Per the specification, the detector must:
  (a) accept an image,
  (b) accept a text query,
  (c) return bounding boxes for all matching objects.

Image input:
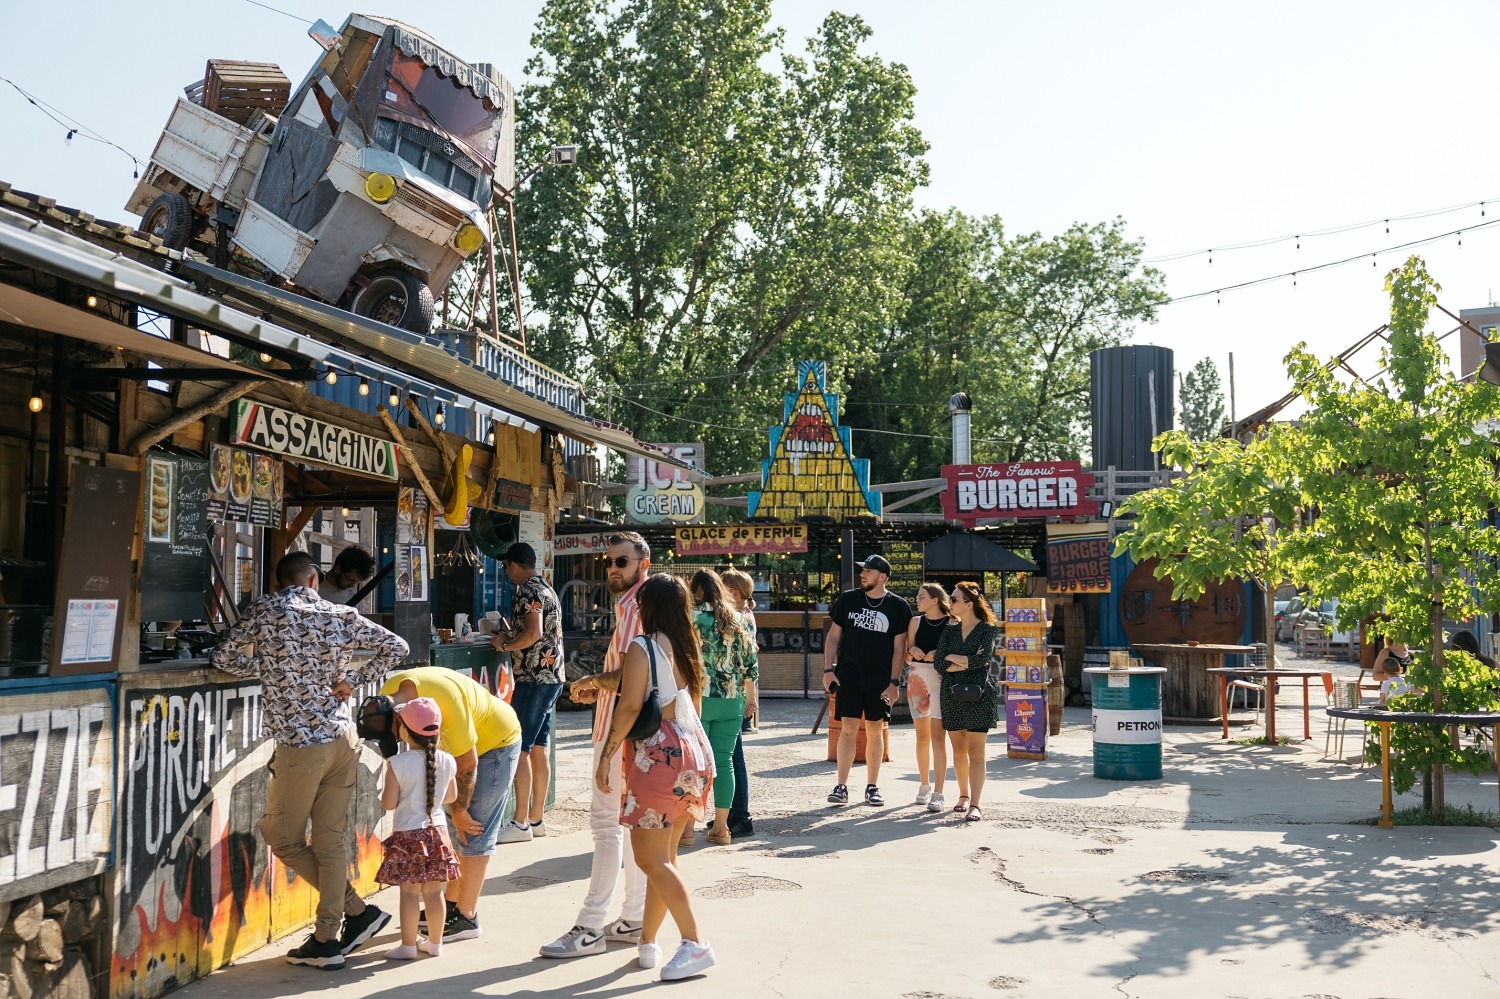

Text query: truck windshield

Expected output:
[385,52,500,164]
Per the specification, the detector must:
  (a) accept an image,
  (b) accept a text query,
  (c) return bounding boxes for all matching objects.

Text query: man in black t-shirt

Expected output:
[822,555,912,807]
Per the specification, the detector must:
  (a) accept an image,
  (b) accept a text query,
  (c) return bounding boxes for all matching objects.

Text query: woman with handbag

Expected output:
[936,581,1002,823]
[594,574,716,980]
[904,583,956,810]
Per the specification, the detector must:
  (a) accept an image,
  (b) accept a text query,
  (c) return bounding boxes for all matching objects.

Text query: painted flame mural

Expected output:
[111,674,388,999]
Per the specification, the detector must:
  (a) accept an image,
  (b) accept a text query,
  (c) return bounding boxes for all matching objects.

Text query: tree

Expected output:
[1116,256,1500,819]
[514,0,928,474]
[1179,357,1225,442]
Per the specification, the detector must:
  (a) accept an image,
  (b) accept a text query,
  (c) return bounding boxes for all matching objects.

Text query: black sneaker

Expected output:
[442,909,482,943]
[865,784,885,806]
[338,904,391,956]
[827,783,849,804]
[286,932,346,968]
[419,900,458,934]
[728,819,754,838]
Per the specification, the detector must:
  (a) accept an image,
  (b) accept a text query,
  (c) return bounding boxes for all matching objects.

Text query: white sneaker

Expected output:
[605,917,643,943]
[660,939,715,980]
[532,820,548,838]
[637,942,662,968]
[915,783,932,804]
[927,792,945,813]
[539,925,605,958]
[494,821,533,844]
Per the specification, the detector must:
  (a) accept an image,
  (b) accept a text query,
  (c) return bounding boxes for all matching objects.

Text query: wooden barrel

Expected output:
[1047,654,1065,735]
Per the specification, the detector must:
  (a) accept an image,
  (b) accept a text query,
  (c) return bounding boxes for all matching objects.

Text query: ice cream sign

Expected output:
[626,443,705,524]
[940,461,1097,523]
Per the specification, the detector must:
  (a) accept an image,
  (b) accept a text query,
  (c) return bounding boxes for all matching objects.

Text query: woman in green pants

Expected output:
[689,570,758,846]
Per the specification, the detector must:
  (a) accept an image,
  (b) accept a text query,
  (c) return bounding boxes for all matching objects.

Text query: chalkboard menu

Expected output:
[884,541,925,602]
[141,454,211,621]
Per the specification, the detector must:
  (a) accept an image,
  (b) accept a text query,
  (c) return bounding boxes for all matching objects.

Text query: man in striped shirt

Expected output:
[539,532,651,958]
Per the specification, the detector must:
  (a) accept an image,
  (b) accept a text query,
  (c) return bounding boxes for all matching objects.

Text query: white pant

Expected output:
[577,740,646,928]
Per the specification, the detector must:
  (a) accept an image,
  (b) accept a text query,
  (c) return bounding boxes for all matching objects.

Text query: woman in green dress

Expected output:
[935,581,1002,823]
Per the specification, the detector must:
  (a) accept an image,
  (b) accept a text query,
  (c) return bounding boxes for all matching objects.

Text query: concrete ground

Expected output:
[184,644,1500,999]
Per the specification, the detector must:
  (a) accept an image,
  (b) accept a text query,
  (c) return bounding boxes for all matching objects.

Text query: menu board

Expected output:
[140,454,211,621]
[884,541,925,603]
[206,444,284,527]
[395,487,431,602]
[52,466,139,676]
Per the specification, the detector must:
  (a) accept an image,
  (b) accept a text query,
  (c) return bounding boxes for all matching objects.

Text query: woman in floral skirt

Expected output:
[595,573,717,980]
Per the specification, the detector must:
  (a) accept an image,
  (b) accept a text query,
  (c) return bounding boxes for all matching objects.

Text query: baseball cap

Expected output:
[395,696,442,736]
[860,554,892,575]
[501,541,537,566]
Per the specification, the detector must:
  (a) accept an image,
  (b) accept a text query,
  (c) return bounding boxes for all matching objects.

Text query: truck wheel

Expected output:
[349,267,435,333]
[142,192,193,250]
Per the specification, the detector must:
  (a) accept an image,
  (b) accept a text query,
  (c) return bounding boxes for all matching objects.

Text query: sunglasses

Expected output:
[606,555,642,569]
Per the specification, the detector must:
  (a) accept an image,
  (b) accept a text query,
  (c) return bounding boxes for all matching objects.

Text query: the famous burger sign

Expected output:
[940,461,1098,524]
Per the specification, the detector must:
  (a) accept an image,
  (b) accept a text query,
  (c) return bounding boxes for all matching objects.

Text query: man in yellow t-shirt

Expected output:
[373,667,521,944]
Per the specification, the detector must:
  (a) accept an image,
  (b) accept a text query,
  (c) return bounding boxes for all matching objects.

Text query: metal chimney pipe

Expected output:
[949,392,972,464]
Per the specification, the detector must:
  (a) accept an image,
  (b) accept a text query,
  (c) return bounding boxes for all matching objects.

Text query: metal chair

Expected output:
[1322,676,1368,761]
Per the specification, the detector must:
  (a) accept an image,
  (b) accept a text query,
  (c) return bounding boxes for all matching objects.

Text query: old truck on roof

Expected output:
[125,13,514,332]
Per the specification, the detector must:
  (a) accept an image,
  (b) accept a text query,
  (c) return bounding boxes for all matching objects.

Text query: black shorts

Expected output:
[833,666,893,723]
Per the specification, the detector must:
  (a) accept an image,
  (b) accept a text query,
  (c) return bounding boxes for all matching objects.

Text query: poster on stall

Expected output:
[396,486,430,544]
[1046,523,1111,594]
[1005,685,1047,760]
[207,444,284,527]
[59,599,119,664]
[407,546,428,601]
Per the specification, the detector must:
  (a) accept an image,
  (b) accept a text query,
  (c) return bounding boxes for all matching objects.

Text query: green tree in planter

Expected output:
[1275,258,1500,813]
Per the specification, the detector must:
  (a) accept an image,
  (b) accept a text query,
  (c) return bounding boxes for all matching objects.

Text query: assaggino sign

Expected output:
[231,399,399,480]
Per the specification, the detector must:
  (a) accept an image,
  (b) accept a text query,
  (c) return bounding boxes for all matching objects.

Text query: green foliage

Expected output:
[511,1,1166,480]
[1362,650,1500,794]
[1387,803,1500,827]
[1179,357,1225,443]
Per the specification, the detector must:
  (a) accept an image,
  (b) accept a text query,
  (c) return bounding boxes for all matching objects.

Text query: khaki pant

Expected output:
[260,726,364,941]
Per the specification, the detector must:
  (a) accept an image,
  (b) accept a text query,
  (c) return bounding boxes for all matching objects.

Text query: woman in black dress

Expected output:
[935,581,1002,823]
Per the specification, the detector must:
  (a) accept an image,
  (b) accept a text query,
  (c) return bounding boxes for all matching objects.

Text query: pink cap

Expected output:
[395,696,442,736]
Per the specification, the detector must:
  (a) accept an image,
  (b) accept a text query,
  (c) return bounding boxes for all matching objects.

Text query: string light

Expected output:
[85,294,98,309]
[27,386,43,413]
[435,402,445,426]
[259,352,272,363]
[2,77,146,176]
[388,385,399,407]
[486,424,496,444]
[358,377,370,396]
[324,368,337,385]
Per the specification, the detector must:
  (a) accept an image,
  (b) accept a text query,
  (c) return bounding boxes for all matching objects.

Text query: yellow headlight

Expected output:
[454,223,485,256]
[365,172,396,204]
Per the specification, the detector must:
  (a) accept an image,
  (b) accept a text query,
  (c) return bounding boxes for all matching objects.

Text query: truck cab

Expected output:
[126,13,514,332]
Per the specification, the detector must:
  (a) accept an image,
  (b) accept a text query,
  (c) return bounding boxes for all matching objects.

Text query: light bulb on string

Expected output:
[27,387,43,413]
[325,368,337,385]
[1208,249,1213,266]
[64,129,75,146]
[1292,272,1297,287]
[1296,236,1300,251]
[1483,203,1487,218]
[358,377,370,396]
[85,294,98,309]
[1385,220,1389,234]
[1216,290,1221,305]
[388,386,399,407]
[1372,254,1377,268]
[435,402,445,426]
[259,352,271,363]
[486,424,496,444]
[340,504,350,518]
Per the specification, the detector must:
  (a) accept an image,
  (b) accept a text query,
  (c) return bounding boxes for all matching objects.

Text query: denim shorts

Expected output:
[511,681,564,751]
[447,739,520,857]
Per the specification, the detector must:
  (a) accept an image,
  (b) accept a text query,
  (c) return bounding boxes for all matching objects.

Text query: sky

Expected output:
[3,0,1498,426]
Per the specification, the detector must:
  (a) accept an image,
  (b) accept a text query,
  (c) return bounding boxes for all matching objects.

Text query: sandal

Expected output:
[953,796,970,813]
[705,826,732,846]
[965,805,983,823]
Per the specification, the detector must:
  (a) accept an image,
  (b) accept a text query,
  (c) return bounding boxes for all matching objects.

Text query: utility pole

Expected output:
[1228,352,1236,424]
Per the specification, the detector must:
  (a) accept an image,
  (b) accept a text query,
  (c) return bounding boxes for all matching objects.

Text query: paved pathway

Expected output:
[182,665,1500,999]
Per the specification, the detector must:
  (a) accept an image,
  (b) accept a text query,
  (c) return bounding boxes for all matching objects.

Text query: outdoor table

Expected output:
[1207,667,1329,743]
[1133,643,1258,720]
[1325,707,1500,828]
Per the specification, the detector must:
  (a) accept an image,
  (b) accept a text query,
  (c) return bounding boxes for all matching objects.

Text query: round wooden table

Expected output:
[1206,666,1330,742]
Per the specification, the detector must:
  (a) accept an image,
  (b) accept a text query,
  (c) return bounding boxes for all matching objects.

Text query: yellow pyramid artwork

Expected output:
[747,361,881,520]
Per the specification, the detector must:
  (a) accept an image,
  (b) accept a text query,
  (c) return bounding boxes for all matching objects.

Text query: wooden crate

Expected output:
[202,60,290,124]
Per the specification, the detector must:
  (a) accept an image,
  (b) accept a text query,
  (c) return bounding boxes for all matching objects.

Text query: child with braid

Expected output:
[375,697,460,959]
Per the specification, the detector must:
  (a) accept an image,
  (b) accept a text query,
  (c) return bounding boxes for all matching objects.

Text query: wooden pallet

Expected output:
[202,60,290,125]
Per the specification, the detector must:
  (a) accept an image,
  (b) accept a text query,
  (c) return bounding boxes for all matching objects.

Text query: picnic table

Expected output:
[1325,706,1500,828]
[1206,666,1330,743]
[1133,643,1258,720]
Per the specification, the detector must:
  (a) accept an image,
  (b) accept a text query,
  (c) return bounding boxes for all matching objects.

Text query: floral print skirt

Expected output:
[621,719,713,829]
[376,825,460,886]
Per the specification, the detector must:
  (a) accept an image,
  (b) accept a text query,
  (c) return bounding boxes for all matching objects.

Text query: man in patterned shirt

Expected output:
[538,532,649,958]
[212,551,410,969]
[491,542,565,843]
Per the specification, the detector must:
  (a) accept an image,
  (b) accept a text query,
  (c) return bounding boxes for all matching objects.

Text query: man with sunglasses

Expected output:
[538,532,650,958]
[360,666,521,944]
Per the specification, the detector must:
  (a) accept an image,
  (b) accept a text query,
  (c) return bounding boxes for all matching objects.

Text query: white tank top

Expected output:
[388,746,457,832]
[634,633,683,706]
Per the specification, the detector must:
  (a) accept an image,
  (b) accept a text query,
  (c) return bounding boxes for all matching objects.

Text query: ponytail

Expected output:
[423,739,437,820]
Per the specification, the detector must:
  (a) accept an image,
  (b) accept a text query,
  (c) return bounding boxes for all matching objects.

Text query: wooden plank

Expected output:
[128,380,268,455]
[375,405,444,512]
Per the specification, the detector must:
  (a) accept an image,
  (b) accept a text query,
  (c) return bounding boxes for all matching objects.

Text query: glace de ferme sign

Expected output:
[232,400,399,480]
[941,461,1097,523]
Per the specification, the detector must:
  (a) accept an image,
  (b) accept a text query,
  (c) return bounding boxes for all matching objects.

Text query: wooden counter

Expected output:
[1132,643,1257,720]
